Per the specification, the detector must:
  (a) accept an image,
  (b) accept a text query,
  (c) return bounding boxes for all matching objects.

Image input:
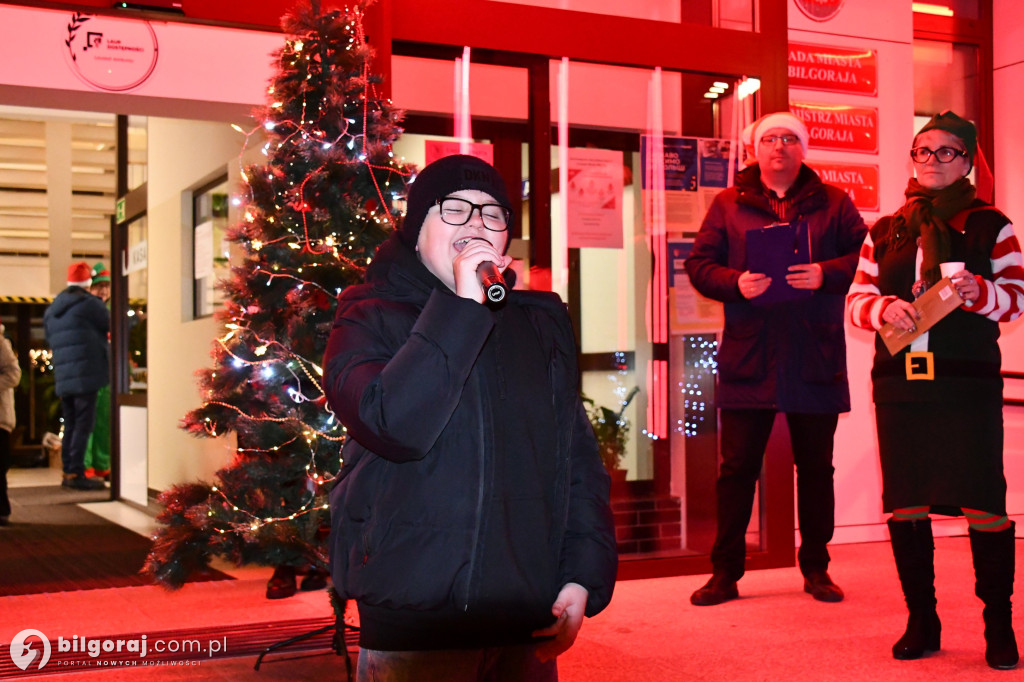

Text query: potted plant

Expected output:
[584,387,639,487]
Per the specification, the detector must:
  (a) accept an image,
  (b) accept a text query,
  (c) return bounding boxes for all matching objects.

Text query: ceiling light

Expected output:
[710,86,726,94]
[703,92,719,99]
[713,82,729,89]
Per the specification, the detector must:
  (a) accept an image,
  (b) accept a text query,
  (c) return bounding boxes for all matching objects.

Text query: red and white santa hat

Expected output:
[754,112,809,155]
[67,261,93,288]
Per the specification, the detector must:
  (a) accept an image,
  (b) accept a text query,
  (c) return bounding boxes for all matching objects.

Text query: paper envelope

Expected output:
[879,277,964,355]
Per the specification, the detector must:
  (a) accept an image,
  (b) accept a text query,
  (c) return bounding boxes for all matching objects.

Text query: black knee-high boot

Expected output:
[888,518,941,659]
[969,522,1019,670]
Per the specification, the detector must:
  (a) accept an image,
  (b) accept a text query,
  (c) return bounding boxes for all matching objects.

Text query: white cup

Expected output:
[940,261,965,279]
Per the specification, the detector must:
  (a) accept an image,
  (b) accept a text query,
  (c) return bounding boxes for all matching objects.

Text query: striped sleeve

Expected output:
[846,232,898,331]
[969,222,1024,322]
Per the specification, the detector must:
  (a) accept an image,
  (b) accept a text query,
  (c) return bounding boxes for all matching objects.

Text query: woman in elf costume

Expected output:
[847,111,1024,670]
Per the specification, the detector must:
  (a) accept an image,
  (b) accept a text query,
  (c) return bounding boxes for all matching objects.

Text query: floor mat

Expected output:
[0,485,232,596]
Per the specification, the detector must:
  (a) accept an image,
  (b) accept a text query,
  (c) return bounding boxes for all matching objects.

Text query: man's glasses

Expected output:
[435,197,511,232]
[910,146,968,164]
[759,134,801,147]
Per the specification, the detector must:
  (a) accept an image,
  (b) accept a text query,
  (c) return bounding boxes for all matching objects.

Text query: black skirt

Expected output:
[876,401,1007,515]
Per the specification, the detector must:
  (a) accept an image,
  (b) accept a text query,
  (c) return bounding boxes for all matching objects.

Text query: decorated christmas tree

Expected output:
[144,0,409,591]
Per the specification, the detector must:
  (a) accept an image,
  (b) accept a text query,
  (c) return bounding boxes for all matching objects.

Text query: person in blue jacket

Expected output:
[323,155,617,681]
[43,262,109,491]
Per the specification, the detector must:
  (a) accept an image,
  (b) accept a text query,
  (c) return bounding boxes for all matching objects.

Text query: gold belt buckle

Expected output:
[905,351,934,380]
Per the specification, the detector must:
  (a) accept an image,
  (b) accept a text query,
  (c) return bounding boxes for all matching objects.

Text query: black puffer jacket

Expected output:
[323,235,617,650]
[42,286,110,397]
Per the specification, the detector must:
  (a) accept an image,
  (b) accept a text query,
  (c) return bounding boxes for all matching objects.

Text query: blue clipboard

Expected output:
[744,221,813,305]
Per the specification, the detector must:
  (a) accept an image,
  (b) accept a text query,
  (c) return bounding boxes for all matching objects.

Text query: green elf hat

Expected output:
[91,262,111,284]
[915,110,977,163]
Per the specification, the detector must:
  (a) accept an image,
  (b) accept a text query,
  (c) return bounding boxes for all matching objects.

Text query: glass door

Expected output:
[391,45,796,579]
[112,185,148,506]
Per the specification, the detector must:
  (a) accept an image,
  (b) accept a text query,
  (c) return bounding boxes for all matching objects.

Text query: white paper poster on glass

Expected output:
[566,147,624,249]
[194,220,213,280]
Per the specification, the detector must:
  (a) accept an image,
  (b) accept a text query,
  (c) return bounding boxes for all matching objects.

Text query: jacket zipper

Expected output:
[462,371,488,611]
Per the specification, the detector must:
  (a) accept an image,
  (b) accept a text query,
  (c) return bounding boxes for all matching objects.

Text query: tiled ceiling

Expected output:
[0,106,145,259]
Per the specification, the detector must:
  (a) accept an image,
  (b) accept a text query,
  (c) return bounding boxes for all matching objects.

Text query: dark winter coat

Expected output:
[42,286,110,397]
[323,235,617,650]
[684,164,867,413]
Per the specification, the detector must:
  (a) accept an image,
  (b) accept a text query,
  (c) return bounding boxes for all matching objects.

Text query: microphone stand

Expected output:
[254,589,359,680]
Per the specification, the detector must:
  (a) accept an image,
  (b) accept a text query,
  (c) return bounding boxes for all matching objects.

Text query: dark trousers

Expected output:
[60,392,98,477]
[710,409,839,580]
[0,427,10,517]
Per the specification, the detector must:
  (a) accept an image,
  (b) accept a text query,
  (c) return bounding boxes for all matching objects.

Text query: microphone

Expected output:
[477,261,507,303]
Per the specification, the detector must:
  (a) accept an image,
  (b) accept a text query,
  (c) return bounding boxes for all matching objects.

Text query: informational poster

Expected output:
[788,42,878,96]
[667,240,723,335]
[641,136,698,192]
[642,135,737,234]
[424,140,494,165]
[791,102,879,154]
[566,147,624,249]
[806,161,880,212]
[697,138,739,189]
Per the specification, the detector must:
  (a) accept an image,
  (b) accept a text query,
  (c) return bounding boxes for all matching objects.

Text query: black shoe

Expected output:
[266,565,297,600]
[61,474,106,491]
[691,574,739,606]
[299,567,329,591]
[803,570,844,602]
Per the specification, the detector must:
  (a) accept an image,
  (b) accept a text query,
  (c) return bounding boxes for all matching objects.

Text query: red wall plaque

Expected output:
[789,42,877,96]
[807,161,879,212]
[791,102,879,154]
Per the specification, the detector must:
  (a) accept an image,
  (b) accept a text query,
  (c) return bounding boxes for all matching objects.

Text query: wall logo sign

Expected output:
[64,12,158,91]
[794,0,845,22]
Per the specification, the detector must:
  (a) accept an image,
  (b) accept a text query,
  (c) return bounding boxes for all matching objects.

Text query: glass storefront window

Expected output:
[192,176,230,318]
[913,39,979,123]
[392,45,790,573]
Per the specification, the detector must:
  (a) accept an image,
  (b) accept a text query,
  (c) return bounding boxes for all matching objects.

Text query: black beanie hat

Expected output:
[400,154,514,250]
[915,110,977,163]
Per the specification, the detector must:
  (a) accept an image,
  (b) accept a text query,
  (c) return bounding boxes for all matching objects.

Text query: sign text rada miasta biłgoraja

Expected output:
[788,43,877,96]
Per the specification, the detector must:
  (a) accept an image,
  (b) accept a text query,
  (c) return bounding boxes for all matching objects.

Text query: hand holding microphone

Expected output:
[453,237,511,305]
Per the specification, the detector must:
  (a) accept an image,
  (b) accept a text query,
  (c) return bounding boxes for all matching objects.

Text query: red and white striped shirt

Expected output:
[848,220,1024,331]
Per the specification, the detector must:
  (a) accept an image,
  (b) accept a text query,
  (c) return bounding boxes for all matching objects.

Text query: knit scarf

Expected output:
[888,176,976,286]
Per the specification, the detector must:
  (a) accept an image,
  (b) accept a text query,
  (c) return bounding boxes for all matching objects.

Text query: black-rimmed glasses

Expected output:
[435,197,511,232]
[910,146,968,164]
